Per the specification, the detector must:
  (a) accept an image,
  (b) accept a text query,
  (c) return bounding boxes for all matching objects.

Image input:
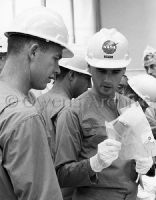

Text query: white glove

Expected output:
[90,139,121,172]
[136,157,153,175]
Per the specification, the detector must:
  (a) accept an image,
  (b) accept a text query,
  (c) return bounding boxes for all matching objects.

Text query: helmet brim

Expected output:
[86,56,131,69]
[59,64,91,76]
[62,47,74,58]
[5,31,74,58]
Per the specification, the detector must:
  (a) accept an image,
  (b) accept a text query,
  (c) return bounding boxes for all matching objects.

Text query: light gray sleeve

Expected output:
[3,115,63,200]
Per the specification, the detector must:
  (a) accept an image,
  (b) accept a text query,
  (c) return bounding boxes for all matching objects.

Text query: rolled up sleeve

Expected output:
[55,109,97,187]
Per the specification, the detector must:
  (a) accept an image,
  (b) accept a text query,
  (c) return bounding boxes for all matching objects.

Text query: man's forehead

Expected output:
[50,46,63,59]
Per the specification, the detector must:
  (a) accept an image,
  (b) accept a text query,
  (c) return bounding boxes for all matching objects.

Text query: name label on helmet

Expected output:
[102,40,118,55]
[104,55,113,59]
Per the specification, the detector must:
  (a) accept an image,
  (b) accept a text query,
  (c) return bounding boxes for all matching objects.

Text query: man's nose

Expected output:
[104,71,112,81]
[88,78,92,88]
[55,64,61,75]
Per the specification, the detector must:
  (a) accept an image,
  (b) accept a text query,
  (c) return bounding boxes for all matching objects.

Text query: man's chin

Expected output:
[32,83,47,91]
[100,91,115,99]
[100,88,115,96]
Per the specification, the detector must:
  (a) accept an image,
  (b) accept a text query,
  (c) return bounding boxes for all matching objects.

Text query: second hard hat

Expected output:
[5,6,73,58]
[86,28,131,68]
[59,44,91,76]
[59,56,91,76]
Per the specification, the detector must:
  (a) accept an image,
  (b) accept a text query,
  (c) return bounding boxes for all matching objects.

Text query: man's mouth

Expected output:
[48,75,55,80]
[102,84,112,89]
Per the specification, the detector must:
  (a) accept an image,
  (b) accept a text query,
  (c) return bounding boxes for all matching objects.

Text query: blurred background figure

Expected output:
[143,46,156,78]
[0,33,7,73]
[117,74,129,95]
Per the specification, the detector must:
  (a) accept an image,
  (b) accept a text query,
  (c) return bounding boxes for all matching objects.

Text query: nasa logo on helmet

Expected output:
[102,40,118,54]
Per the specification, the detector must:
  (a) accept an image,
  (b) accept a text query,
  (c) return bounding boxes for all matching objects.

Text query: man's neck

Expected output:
[91,87,115,100]
[51,80,72,99]
[0,57,30,96]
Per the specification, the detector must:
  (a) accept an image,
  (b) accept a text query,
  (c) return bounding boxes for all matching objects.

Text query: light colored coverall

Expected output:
[0,81,63,200]
[36,91,73,200]
[55,90,138,200]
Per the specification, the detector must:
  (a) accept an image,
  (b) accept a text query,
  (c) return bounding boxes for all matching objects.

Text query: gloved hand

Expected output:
[90,139,121,172]
[136,157,153,175]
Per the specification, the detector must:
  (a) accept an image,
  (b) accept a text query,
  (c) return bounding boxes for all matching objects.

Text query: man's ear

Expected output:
[68,70,75,81]
[88,65,91,74]
[28,43,39,60]
[122,67,126,75]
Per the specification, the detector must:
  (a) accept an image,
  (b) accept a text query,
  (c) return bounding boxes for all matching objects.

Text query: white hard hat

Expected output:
[0,34,7,53]
[59,56,91,76]
[86,28,131,68]
[5,6,73,58]
[128,74,156,104]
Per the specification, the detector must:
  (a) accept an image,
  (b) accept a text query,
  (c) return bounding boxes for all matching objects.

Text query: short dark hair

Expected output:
[7,34,60,56]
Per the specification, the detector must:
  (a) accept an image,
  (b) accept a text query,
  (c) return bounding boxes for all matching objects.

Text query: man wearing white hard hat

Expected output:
[143,46,156,78]
[36,49,91,200]
[55,28,153,200]
[0,6,73,200]
[36,52,91,160]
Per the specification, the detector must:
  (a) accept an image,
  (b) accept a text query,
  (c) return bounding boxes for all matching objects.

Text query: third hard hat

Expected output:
[86,28,131,68]
[128,74,156,104]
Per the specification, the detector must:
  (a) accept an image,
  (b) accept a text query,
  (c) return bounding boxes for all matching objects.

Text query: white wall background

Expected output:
[0,0,13,32]
[100,0,156,72]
